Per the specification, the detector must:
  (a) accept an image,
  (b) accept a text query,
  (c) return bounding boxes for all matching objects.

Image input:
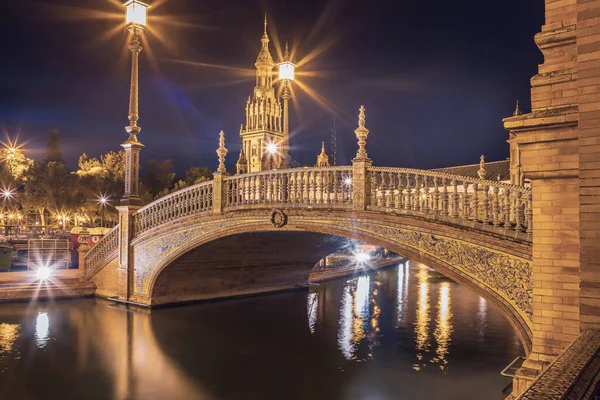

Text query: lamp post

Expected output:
[278,43,295,168]
[121,0,149,207]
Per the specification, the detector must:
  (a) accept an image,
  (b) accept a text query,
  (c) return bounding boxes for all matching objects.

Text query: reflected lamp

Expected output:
[278,61,296,82]
[124,0,149,28]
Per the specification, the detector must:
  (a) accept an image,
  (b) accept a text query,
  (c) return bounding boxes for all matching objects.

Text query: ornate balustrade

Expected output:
[368,167,532,235]
[84,225,119,279]
[133,181,214,234]
[223,166,354,210]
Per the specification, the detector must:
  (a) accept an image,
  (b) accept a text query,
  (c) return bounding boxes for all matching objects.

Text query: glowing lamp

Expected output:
[355,252,370,264]
[124,0,149,28]
[344,177,352,186]
[36,266,51,281]
[278,61,296,81]
[266,142,278,155]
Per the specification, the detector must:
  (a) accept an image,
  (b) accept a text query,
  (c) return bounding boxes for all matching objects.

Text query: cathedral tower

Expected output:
[237,17,284,173]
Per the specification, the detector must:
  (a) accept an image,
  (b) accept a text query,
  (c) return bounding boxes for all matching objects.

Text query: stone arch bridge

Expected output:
[83,163,534,352]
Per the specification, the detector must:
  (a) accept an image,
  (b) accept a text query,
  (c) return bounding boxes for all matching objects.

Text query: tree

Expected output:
[21,161,83,229]
[170,166,212,192]
[0,145,33,182]
[143,159,175,199]
[45,128,64,164]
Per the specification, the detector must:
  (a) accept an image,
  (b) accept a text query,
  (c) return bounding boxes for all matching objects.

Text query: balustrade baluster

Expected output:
[395,173,403,210]
[451,180,459,218]
[414,176,421,212]
[482,184,490,224]
[503,188,511,228]
[386,172,394,208]
[461,181,469,220]
[492,186,500,226]
[377,172,385,207]
[404,174,411,210]
[423,176,429,213]
[514,190,523,231]
[309,171,316,204]
[471,182,479,221]
[433,177,440,216]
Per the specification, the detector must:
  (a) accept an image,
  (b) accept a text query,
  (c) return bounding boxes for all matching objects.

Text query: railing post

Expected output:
[213,174,224,214]
[352,159,372,210]
[116,205,140,301]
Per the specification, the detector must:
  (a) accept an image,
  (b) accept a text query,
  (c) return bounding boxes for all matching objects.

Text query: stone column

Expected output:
[116,205,140,301]
[213,174,224,214]
[352,106,372,210]
[77,228,90,282]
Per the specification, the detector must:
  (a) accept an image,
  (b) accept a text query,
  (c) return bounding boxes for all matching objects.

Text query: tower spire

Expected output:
[264,14,267,36]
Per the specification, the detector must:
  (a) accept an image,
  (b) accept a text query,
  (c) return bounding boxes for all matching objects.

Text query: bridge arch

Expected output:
[126,209,532,353]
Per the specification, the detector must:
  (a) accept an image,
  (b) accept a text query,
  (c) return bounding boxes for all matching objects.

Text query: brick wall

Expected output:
[577,0,600,331]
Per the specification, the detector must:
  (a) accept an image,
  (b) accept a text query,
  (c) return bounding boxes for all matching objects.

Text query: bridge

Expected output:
[82,148,535,353]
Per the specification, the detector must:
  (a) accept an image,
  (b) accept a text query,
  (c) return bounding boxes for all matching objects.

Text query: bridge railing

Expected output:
[368,167,532,233]
[223,166,354,210]
[133,180,214,234]
[84,225,119,279]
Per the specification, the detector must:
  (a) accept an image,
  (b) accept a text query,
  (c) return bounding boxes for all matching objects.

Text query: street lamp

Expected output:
[125,0,149,27]
[278,43,295,168]
[266,142,278,156]
[121,0,150,207]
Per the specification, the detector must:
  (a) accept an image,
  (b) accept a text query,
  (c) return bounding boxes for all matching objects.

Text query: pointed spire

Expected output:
[478,155,487,180]
[216,130,228,174]
[264,13,268,36]
[284,42,290,60]
[316,141,330,167]
[354,106,370,160]
[513,100,521,116]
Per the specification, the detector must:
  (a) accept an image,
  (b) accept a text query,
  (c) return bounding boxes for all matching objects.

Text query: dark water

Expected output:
[0,261,523,400]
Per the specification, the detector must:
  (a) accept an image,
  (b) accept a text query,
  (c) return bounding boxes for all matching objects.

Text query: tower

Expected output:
[238,16,284,173]
[315,141,330,167]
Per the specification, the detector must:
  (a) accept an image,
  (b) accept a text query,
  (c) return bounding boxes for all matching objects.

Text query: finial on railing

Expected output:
[478,155,487,179]
[216,130,228,174]
[354,105,370,160]
[513,100,521,116]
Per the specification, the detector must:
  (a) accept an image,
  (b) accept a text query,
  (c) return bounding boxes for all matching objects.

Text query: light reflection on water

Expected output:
[0,261,524,400]
[35,312,50,348]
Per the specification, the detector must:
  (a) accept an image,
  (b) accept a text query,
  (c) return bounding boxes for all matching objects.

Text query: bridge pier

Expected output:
[116,205,140,302]
[505,0,600,396]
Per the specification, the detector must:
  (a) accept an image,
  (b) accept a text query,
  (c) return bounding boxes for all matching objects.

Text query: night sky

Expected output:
[0,0,544,175]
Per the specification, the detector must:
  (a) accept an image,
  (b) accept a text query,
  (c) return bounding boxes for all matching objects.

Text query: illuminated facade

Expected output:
[237,18,286,174]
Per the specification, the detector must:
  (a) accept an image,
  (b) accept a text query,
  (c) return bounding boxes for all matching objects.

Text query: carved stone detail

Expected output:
[270,209,287,228]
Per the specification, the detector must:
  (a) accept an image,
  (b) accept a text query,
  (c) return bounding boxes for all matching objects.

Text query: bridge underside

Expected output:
[152,231,353,305]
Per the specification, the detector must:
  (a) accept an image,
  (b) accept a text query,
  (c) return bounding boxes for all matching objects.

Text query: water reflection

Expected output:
[1,262,524,400]
[433,282,453,369]
[396,261,409,326]
[0,323,20,353]
[414,263,431,370]
[35,312,49,348]
[307,292,318,334]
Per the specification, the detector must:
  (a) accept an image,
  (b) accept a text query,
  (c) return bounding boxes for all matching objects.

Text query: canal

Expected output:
[0,261,523,399]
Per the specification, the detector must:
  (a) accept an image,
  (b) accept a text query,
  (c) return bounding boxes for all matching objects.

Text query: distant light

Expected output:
[266,142,278,155]
[344,177,352,186]
[279,61,296,81]
[355,252,370,264]
[36,267,51,281]
[124,0,149,28]
[421,193,428,200]
[35,221,39,225]
[1,188,14,200]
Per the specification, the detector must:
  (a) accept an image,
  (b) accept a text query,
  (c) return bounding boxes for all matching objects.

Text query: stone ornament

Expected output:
[270,209,287,228]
